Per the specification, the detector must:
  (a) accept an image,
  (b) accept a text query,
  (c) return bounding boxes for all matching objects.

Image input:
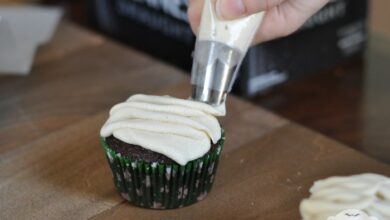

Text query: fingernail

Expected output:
[216,0,246,20]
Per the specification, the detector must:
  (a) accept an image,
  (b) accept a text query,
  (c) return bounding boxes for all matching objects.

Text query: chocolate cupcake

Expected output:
[100,94,225,209]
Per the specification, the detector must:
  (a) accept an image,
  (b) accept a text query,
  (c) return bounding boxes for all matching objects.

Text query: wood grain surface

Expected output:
[91,125,390,220]
[0,22,389,220]
[0,22,186,154]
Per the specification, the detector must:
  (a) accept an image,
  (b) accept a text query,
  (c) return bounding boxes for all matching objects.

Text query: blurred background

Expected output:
[1,0,389,162]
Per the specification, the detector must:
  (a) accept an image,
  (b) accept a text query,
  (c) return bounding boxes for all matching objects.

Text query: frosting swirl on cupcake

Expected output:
[300,173,390,220]
[100,94,225,165]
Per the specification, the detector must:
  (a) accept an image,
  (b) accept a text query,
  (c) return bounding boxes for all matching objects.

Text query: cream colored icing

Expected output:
[198,0,264,53]
[300,173,390,220]
[100,94,225,165]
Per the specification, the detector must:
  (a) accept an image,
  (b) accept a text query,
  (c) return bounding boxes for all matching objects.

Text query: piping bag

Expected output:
[191,0,264,107]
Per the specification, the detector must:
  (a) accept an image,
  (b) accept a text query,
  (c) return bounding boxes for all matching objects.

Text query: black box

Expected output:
[90,0,368,96]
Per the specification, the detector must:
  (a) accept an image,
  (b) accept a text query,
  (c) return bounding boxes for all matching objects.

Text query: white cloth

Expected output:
[0,6,63,75]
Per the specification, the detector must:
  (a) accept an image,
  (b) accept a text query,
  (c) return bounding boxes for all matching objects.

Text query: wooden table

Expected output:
[1,22,389,220]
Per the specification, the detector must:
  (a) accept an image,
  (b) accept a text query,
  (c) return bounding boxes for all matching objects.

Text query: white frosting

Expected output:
[328,209,378,220]
[100,94,225,165]
[300,173,390,220]
[198,0,264,53]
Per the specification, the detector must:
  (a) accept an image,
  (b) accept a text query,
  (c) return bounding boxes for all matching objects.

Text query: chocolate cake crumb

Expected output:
[105,135,219,165]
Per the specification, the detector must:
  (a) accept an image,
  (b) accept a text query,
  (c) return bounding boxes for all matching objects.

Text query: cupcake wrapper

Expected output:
[100,134,225,209]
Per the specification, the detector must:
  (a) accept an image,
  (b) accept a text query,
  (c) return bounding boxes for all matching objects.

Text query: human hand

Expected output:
[188,0,329,44]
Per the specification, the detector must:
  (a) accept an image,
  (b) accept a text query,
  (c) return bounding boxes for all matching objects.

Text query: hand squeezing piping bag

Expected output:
[191,0,264,106]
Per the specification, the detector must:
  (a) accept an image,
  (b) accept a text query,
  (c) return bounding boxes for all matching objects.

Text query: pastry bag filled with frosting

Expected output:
[191,0,264,106]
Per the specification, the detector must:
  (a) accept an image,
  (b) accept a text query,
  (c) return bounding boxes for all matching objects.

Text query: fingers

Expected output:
[216,0,246,20]
[188,0,286,34]
[216,0,287,20]
[188,0,330,44]
[187,0,204,35]
[253,0,329,44]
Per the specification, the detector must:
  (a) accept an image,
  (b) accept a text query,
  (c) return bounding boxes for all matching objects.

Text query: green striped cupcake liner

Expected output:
[100,133,225,209]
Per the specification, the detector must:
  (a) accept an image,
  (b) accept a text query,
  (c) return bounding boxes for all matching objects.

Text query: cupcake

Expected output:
[100,94,225,209]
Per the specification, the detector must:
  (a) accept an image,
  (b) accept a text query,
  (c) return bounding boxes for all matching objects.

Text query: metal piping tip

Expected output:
[190,40,243,106]
[191,85,227,106]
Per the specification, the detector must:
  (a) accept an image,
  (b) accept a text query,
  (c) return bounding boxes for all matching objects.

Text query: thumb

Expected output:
[216,0,287,20]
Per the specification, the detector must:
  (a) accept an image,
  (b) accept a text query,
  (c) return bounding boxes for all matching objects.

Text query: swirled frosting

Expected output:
[300,173,390,220]
[100,94,225,165]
